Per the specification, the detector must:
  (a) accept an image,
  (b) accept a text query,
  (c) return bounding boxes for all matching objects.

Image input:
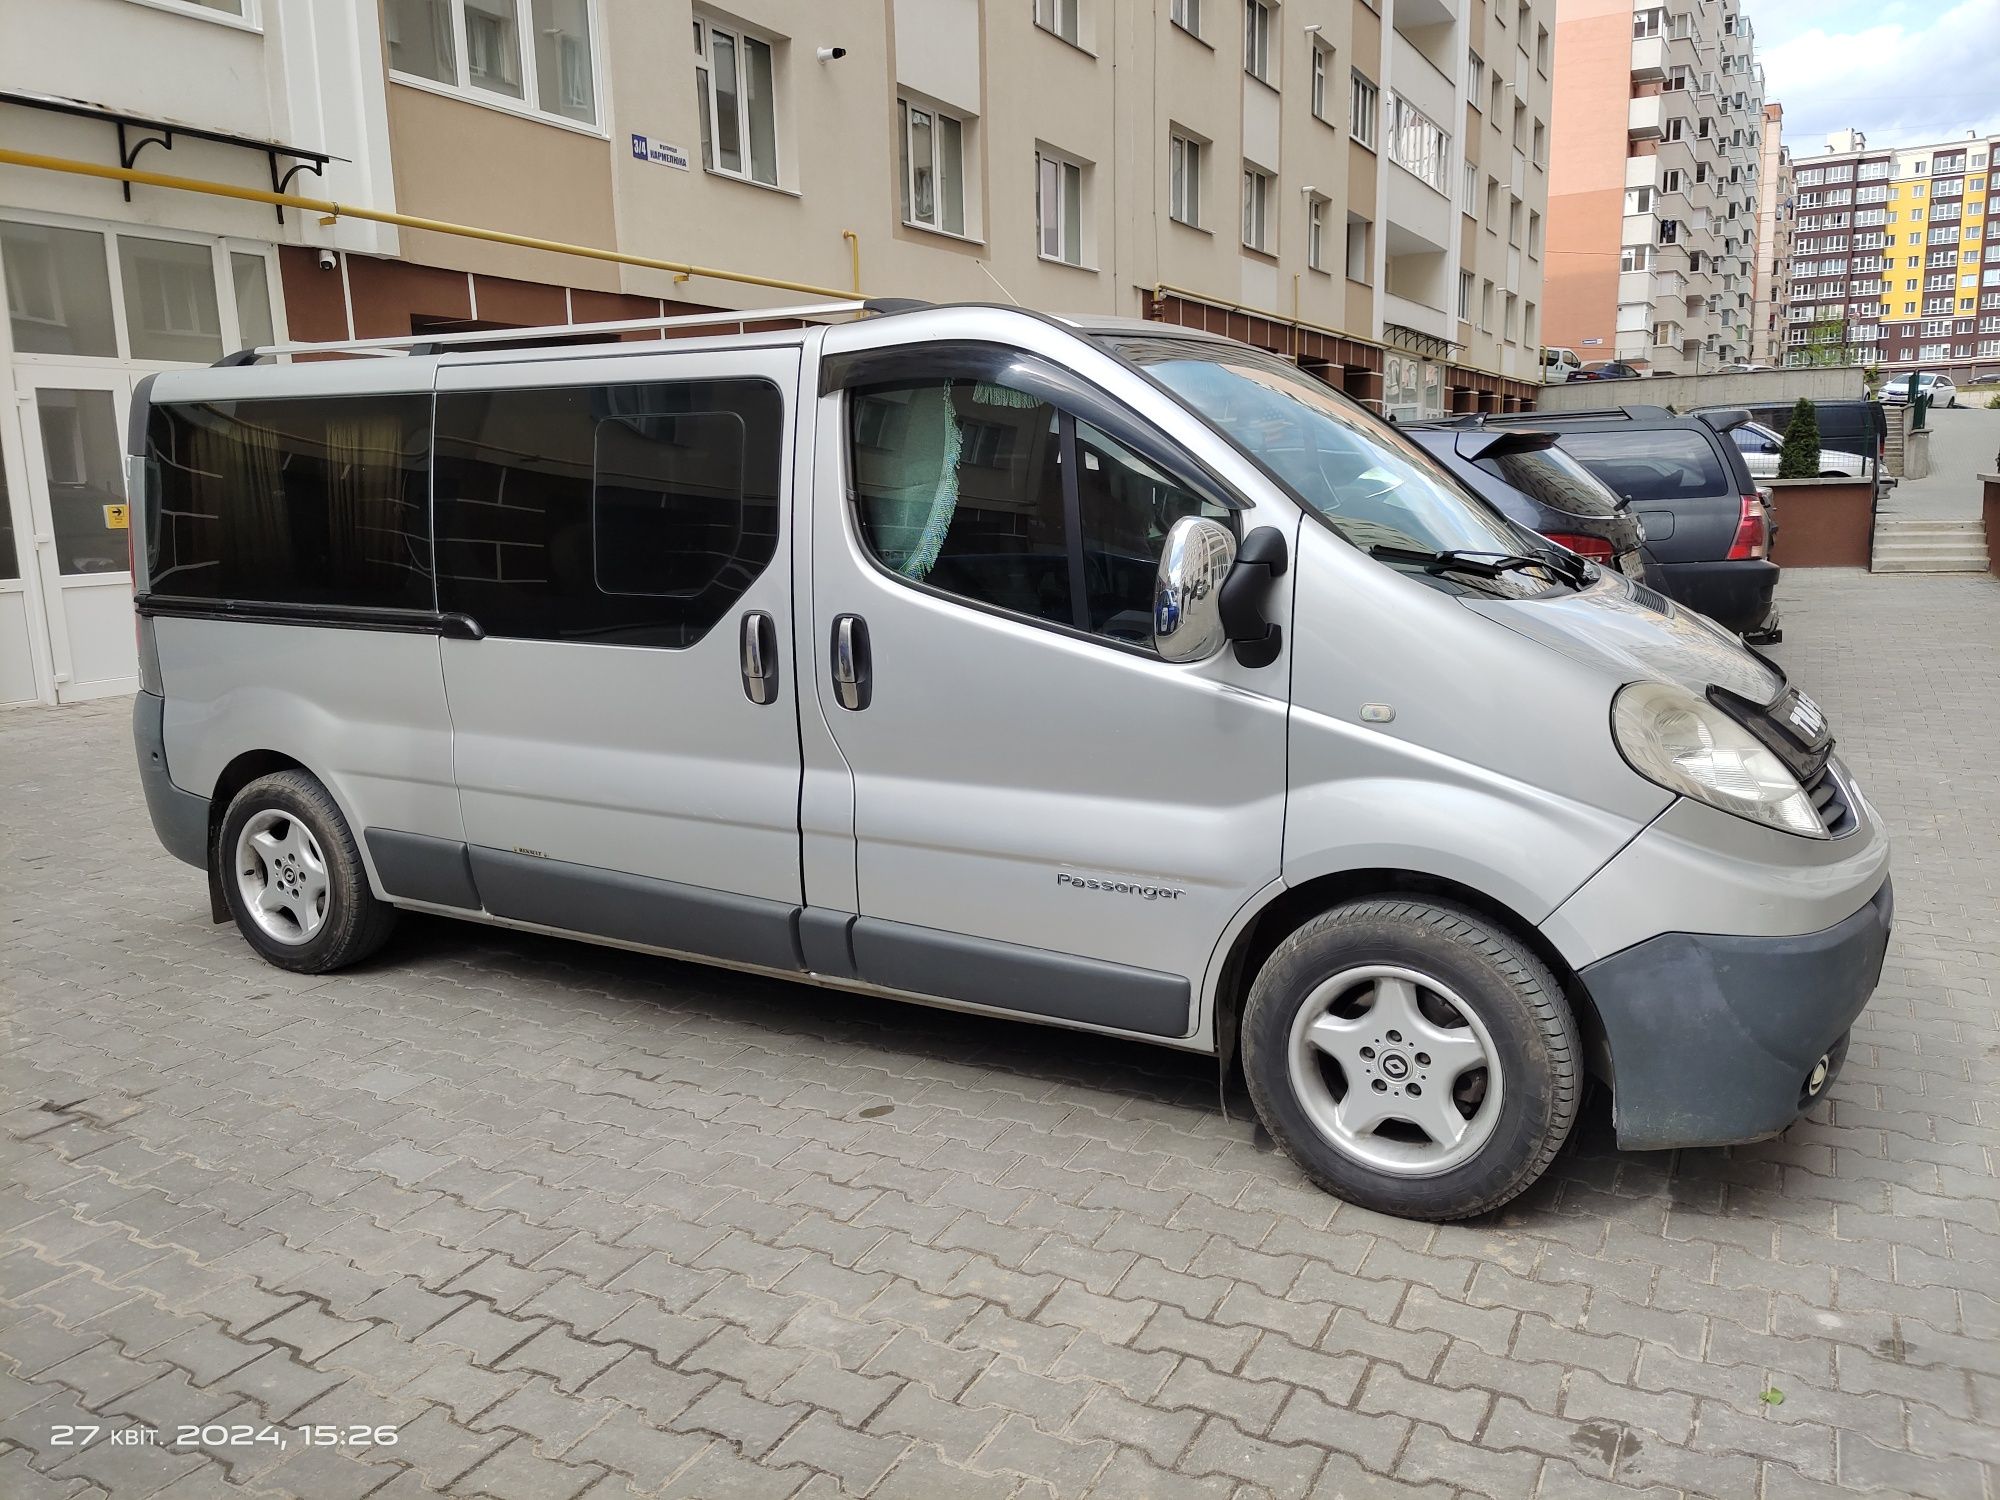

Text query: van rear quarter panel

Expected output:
[156,618,462,869]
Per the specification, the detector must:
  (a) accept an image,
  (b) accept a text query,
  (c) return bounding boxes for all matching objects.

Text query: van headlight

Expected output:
[1611,682,1827,838]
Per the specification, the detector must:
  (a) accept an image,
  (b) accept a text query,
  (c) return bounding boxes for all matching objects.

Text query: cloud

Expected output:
[1759,0,2000,152]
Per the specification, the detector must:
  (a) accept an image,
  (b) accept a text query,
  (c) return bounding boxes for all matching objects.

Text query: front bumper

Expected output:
[1579,876,1892,1150]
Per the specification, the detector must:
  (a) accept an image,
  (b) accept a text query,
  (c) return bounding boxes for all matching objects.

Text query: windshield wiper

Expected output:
[1369,544,1590,588]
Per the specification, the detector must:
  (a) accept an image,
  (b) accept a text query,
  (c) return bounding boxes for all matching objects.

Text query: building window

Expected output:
[1386,96,1450,194]
[1345,214,1370,282]
[1308,196,1327,270]
[1244,1,1274,83]
[1350,71,1378,149]
[1467,51,1484,108]
[1035,0,1082,46]
[1532,120,1545,166]
[1462,158,1478,212]
[695,14,779,185]
[900,100,966,235]
[1037,150,1085,265]
[386,0,598,127]
[1242,166,1272,252]
[1480,279,1494,331]
[1536,24,1550,73]
[1528,210,1542,257]
[1457,269,1473,320]
[1311,41,1332,120]
[1621,245,1651,271]
[1169,0,1199,35]
[1490,71,1504,119]
[1169,133,1202,227]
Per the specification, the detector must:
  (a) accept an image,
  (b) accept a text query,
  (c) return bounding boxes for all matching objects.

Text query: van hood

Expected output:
[1462,569,1783,705]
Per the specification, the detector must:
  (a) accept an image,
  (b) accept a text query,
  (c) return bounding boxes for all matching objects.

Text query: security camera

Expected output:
[816,45,846,62]
[316,249,337,272]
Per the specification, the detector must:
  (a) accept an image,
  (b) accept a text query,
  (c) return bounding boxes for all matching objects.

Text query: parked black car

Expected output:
[1462,405,1779,639]
[1401,425,1656,586]
[1686,398,1887,473]
[1573,360,1645,382]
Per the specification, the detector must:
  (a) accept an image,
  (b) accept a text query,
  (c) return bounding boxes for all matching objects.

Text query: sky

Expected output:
[1754,0,2000,154]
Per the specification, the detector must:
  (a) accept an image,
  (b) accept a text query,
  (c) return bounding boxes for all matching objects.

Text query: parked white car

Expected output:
[1728,421,1866,480]
[1541,346,1582,383]
[1880,372,1957,407]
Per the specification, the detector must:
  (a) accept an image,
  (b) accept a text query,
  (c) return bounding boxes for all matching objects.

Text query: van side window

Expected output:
[145,396,432,609]
[847,377,1226,646]
[434,380,783,647]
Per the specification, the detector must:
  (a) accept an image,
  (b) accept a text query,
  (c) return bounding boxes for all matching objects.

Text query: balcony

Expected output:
[1629,96,1664,138]
[1632,37,1667,80]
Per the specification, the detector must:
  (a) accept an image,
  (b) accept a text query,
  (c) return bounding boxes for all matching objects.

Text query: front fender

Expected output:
[1282,711,1664,931]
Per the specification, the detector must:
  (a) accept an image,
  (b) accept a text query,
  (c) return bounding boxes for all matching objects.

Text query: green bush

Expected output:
[1777,397,1822,479]
[1986,391,2000,410]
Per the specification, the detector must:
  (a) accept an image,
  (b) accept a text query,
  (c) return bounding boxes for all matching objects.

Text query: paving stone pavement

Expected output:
[3,568,1997,1500]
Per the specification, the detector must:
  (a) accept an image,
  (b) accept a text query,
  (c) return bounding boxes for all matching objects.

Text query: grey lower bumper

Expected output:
[133,690,209,870]
[1580,876,1892,1151]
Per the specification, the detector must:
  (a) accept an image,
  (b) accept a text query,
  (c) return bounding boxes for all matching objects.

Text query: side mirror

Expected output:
[1153,517,1236,662]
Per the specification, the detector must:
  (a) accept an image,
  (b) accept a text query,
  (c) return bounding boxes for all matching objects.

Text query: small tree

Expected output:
[1778,397,1822,479]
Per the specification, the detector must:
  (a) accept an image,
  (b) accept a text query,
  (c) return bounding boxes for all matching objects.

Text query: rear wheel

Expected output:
[218,770,396,973]
[1242,897,1580,1220]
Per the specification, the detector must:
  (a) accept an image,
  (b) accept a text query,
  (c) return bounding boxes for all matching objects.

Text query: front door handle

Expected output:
[831,614,871,711]
[740,611,779,704]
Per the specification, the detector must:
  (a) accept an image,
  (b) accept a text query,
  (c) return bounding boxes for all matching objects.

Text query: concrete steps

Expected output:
[1871,518,1989,573]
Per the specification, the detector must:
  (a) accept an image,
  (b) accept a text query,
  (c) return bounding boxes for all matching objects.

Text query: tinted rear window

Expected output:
[1556,429,1729,503]
[1472,445,1623,518]
[146,396,433,608]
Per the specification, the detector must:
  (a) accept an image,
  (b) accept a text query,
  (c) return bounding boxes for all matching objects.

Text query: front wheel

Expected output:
[218,770,396,973]
[1241,898,1580,1220]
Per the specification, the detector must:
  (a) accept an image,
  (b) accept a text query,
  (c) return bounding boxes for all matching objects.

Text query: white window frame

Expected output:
[1349,71,1378,150]
[1035,0,1083,48]
[1242,164,1272,253]
[1169,132,1203,228]
[899,98,970,238]
[1457,269,1473,320]
[387,0,605,135]
[695,13,782,187]
[1344,215,1371,284]
[1311,40,1332,120]
[1244,0,1274,84]
[1307,195,1327,270]
[1036,148,1087,267]
[1467,51,1484,110]
[120,0,261,31]
[1169,0,1200,36]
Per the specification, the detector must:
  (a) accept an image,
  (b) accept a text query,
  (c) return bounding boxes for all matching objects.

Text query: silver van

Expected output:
[129,301,1892,1220]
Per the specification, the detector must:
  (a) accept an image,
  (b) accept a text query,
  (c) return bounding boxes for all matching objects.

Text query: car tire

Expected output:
[1241,897,1580,1220]
[218,770,397,974]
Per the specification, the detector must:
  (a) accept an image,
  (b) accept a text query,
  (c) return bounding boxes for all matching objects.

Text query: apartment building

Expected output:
[1749,100,1790,364]
[1781,128,2000,370]
[0,0,1553,709]
[1544,0,1767,371]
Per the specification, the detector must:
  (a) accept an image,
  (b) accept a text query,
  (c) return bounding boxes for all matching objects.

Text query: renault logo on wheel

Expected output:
[1380,1053,1410,1081]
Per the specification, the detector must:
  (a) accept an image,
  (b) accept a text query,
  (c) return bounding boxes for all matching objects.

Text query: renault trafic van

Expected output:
[129,301,1892,1220]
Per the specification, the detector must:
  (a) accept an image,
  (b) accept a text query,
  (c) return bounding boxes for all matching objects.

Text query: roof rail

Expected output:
[1496,404,1675,423]
[217,299,874,365]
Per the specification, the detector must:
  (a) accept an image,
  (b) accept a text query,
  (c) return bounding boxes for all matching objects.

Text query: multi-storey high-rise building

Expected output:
[0,0,1555,708]
[1783,128,1999,370]
[1544,0,1767,371]
[1750,101,1792,365]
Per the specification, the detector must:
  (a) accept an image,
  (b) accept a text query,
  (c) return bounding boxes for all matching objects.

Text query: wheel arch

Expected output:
[1210,868,1610,1092]
[202,749,381,921]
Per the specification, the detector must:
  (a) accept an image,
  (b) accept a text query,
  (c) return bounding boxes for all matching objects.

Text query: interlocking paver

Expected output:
[2,569,1997,1498]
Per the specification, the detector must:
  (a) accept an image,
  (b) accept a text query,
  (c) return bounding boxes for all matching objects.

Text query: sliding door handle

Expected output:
[740,611,779,704]
[831,614,871,711]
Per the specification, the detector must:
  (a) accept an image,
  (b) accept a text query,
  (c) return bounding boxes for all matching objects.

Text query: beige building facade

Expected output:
[1749,100,1791,365]
[1544,0,1767,370]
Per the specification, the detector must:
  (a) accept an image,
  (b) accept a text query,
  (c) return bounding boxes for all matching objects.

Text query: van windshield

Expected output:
[1108,336,1559,590]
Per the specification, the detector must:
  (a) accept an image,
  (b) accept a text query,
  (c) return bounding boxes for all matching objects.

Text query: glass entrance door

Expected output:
[0,416,42,705]
[16,370,139,702]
